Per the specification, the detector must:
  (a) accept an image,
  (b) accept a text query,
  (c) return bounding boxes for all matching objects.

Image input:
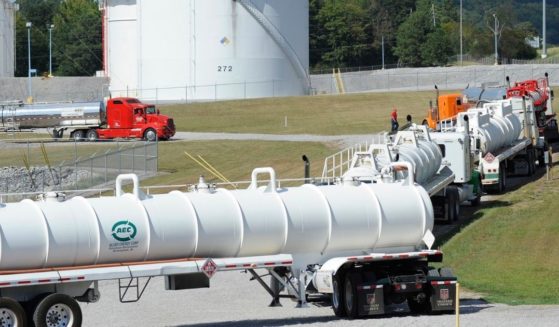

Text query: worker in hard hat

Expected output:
[390,107,399,132]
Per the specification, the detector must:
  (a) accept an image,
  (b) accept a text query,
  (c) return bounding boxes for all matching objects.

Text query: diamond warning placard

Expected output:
[201,258,217,279]
[484,152,496,163]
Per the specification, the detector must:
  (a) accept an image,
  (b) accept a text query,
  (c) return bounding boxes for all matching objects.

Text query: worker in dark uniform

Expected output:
[390,107,399,132]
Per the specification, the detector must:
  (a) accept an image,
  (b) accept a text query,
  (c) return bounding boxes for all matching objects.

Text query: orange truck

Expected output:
[422,88,470,130]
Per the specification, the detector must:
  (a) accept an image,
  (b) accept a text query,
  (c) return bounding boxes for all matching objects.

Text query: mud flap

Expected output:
[357,284,385,316]
[429,281,456,312]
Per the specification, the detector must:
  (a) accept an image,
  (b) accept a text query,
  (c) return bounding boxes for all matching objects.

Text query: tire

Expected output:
[344,275,358,319]
[33,294,82,327]
[444,187,459,223]
[143,128,157,142]
[439,267,455,278]
[332,273,346,317]
[407,295,432,315]
[497,164,506,194]
[471,176,483,207]
[72,130,85,141]
[86,129,98,142]
[0,297,26,327]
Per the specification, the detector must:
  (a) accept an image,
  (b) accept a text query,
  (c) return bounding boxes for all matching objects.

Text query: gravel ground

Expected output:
[80,272,559,327]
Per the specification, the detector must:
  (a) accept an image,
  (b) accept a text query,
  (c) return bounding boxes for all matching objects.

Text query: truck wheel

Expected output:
[344,275,358,319]
[33,294,82,327]
[444,187,459,223]
[72,130,85,141]
[497,164,506,194]
[407,295,432,315]
[439,267,455,278]
[0,297,26,327]
[331,273,346,317]
[144,128,157,142]
[86,129,98,142]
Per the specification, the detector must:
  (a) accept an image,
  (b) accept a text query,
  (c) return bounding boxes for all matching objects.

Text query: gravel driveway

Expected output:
[80,272,559,327]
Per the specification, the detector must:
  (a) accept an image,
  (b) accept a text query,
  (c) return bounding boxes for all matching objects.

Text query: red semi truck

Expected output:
[0,97,176,141]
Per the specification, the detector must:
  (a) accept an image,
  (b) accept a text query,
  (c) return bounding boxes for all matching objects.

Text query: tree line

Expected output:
[13,0,557,77]
[14,0,101,77]
[311,0,557,69]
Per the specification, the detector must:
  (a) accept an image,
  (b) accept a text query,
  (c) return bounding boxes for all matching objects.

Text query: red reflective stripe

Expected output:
[38,279,51,283]
[242,264,252,268]
[77,276,85,280]
[17,281,31,285]
[264,262,275,266]
[347,257,357,261]
[363,256,373,260]
[382,255,393,260]
[60,278,70,282]
[281,261,293,265]
[399,254,409,259]
[0,282,11,286]
[225,265,237,268]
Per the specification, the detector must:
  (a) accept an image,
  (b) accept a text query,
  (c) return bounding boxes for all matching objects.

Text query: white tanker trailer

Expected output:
[455,98,546,192]
[325,97,546,223]
[0,167,456,326]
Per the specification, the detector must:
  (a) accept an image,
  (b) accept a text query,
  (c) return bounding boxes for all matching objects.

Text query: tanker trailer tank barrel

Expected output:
[0,167,434,272]
[2,102,103,129]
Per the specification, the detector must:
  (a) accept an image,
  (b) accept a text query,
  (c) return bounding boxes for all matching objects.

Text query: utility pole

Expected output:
[382,36,385,70]
[460,0,463,66]
[542,0,547,59]
[432,3,436,27]
[488,14,502,66]
[48,24,54,77]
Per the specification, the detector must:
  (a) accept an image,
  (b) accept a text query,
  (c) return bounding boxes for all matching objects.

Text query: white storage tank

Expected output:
[103,0,310,101]
[0,0,16,77]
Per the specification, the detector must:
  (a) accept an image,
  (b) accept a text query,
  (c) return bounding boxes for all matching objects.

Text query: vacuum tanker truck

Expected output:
[0,97,176,141]
[0,167,456,326]
[324,96,545,222]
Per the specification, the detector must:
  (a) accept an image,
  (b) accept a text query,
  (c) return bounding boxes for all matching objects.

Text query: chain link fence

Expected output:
[0,139,158,202]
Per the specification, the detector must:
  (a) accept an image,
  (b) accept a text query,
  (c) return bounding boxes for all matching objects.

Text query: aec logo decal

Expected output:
[111,220,137,242]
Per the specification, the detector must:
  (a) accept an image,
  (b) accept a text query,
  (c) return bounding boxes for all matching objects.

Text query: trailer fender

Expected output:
[314,257,352,294]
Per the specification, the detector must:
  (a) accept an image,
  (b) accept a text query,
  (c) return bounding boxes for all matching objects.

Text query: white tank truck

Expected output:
[0,166,456,326]
[454,98,546,193]
[325,97,544,223]
[336,124,477,223]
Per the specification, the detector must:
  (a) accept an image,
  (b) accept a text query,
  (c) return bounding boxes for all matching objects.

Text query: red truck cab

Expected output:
[96,97,175,141]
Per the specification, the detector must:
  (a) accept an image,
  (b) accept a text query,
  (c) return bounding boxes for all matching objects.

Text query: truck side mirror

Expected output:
[157,109,160,114]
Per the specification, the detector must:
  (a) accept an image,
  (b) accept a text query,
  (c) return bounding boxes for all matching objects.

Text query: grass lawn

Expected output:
[160,91,454,135]
[145,140,337,189]
[440,164,559,305]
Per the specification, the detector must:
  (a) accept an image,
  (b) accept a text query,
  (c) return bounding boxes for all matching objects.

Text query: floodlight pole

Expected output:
[26,21,32,103]
[542,0,547,59]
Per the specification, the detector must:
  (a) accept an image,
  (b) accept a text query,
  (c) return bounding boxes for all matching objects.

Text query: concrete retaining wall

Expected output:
[311,64,559,95]
[0,77,109,102]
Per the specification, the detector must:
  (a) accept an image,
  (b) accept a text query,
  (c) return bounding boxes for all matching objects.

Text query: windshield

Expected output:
[146,106,157,114]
